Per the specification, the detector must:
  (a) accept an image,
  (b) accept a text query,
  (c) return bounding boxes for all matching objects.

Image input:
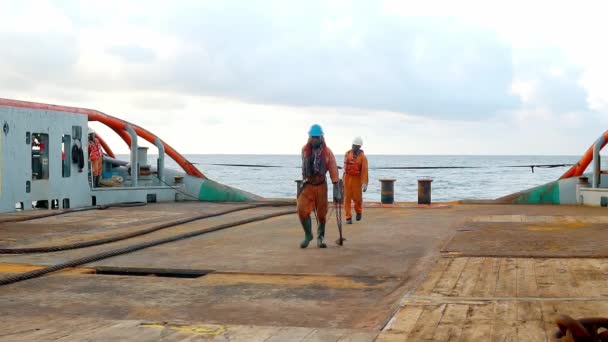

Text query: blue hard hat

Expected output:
[308,124,324,137]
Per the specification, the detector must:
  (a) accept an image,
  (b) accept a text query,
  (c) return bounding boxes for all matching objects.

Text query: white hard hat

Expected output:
[88,127,96,135]
[352,136,363,146]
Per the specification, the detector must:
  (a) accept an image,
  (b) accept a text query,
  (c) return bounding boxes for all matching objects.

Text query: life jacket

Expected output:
[88,138,102,160]
[344,150,364,176]
[302,138,332,183]
[303,148,329,177]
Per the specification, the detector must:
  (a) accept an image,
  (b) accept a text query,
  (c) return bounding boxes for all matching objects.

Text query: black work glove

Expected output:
[333,182,342,203]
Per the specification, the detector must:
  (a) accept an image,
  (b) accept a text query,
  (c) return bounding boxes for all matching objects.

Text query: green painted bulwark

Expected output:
[512,181,560,204]
[198,180,261,202]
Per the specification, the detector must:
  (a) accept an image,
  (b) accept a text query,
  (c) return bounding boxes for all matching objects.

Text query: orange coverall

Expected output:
[343,149,368,220]
[297,142,339,224]
[88,137,103,177]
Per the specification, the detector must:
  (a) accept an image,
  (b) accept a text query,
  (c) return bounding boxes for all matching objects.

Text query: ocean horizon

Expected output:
[114,154,602,202]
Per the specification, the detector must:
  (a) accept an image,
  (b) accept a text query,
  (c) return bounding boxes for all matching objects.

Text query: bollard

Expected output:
[576,176,591,205]
[380,179,396,204]
[295,180,304,198]
[417,178,433,204]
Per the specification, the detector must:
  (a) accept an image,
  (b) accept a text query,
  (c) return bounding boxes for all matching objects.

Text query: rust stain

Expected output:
[141,323,227,336]
[200,273,390,289]
[0,263,95,275]
[527,222,587,231]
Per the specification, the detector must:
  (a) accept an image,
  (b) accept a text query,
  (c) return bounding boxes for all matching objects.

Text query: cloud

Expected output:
[106,45,157,63]
[16,0,524,120]
[0,32,79,91]
[137,5,521,119]
[511,49,589,114]
[129,94,187,110]
[1,0,605,158]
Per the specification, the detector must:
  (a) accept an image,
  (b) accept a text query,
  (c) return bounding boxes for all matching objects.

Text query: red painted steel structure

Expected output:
[0,98,205,178]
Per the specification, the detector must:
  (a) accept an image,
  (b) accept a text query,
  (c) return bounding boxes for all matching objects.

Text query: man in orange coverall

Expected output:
[88,129,103,188]
[297,124,341,248]
[343,136,368,224]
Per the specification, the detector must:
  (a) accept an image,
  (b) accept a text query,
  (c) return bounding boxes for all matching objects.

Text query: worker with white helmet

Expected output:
[342,136,368,224]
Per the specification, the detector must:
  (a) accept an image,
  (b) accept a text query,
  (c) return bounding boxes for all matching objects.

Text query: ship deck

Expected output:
[1,202,607,341]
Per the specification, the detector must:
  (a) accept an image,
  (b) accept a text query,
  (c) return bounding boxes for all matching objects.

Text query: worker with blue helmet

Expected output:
[296,124,342,248]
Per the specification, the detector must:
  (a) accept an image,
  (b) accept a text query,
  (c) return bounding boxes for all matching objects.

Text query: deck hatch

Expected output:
[93,266,212,279]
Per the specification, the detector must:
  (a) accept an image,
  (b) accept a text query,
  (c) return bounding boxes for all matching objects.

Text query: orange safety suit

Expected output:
[297,137,339,224]
[343,149,368,220]
[88,137,103,177]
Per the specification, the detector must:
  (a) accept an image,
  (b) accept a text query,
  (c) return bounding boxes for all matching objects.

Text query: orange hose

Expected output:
[560,130,608,179]
[108,126,132,148]
[94,134,115,158]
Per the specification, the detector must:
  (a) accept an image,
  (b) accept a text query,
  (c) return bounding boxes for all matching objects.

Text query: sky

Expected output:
[1,0,607,155]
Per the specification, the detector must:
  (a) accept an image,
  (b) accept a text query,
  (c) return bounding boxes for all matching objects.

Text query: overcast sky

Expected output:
[1,0,607,155]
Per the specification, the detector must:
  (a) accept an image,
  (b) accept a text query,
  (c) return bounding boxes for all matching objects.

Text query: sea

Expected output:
[150,155,602,202]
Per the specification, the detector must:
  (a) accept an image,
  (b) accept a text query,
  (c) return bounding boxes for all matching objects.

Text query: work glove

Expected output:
[362,184,367,192]
[333,182,342,203]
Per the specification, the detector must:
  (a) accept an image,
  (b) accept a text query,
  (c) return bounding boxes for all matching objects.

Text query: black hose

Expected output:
[0,208,296,287]
[0,203,293,254]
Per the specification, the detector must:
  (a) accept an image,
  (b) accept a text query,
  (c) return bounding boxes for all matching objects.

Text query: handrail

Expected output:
[593,135,606,187]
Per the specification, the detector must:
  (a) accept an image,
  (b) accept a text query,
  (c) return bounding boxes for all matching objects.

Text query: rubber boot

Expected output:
[346,218,352,224]
[317,223,327,248]
[94,176,100,187]
[356,213,362,221]
[300,217,313,248]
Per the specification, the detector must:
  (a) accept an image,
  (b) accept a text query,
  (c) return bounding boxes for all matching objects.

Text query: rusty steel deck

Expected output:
[1,202,608,341]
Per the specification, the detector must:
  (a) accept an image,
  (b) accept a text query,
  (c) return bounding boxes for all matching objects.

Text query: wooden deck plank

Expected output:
[459,321,492,342]
[88,324,166,342]
[490,321,517,342]
[386,305,424,335]
[566,259,592,297]
[552,259,578,298]
[466,302,495,323]
[517,301,543,322]
[495,301,517,322]
[534,259,561,298]
[452,258,484,297]
[335,331,378,342]
[52,321,130,342]
[406,304,447,341]
[596,260,608,296]
[374,332,407,342]
[432,324,462,342]
[517,320,548,342]
[221,325,280,342]
[543,321,560,342]
[5,328,67,342]
[471,258,500,297]
[265,327,316,342]
[432,304,468,342]
[302,329,347,342]
[434,258,468,296]
[517,258,539,297]
[417,258,453,296]
[495,258,517,297]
